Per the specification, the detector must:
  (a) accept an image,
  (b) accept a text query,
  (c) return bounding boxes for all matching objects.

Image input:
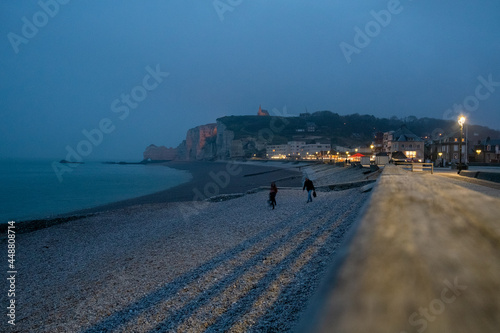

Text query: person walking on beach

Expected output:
[303,177,315,203]
[269,182,278,209]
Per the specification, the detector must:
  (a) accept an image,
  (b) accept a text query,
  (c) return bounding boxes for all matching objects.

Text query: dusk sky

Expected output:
[1,0,500,160]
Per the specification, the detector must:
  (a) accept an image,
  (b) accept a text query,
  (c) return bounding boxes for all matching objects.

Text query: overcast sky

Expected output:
[1,0,500,160]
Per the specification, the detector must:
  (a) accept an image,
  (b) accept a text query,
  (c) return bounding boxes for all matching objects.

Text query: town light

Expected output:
[458,116,466,127]
[476,149,481,155]
[458,116,466,173]
[437,152,443,167]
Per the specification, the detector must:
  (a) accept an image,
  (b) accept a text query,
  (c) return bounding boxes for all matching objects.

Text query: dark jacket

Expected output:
[303,179,315,191]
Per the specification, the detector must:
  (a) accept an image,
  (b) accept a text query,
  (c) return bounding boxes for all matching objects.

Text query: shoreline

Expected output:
[4,160,304,234]
[71,160,304,212]
[9,171,370,332]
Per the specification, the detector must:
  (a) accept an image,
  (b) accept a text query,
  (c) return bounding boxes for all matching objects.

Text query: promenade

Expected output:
[434,167,500,199]
[306,165,500,333]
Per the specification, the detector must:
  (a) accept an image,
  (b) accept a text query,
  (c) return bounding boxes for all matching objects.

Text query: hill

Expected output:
[217,111,500,148]
[147,112,500,161]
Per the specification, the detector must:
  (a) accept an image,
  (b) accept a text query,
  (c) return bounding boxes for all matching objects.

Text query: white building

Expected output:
[266,141,331,159]
[266,144,289,159]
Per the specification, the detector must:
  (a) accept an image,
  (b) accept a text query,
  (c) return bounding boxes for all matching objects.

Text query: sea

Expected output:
[0,159,192,223]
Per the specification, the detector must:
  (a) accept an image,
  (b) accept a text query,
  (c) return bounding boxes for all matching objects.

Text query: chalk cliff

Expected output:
[143,144,176,161]
[176,123,217,160]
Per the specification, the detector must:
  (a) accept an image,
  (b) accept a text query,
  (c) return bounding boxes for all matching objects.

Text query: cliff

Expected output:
[171,119,269,161]
[176,123,217,160]
[143,144,176,161]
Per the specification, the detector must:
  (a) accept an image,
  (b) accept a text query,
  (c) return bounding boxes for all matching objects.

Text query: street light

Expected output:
[438,152,443,167]
[458,116,466,173]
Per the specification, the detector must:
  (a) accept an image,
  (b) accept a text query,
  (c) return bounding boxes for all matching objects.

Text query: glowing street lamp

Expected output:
[476,149,482,155]
[458,116,466,127]
[458,116,466,172]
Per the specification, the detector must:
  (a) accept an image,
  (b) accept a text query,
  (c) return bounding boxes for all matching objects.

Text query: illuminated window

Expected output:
[405,151,417,158]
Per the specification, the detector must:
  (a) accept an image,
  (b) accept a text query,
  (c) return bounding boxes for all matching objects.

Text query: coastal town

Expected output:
[4,1,500,332]
[144,107,500,168]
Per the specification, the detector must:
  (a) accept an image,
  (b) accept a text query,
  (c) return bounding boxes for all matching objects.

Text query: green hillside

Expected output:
[217,111,500,147]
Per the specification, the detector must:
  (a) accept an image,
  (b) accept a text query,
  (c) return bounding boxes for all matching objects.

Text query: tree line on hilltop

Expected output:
[217,111,500,147]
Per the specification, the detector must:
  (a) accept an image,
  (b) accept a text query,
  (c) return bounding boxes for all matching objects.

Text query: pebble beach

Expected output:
[3,162,378,332]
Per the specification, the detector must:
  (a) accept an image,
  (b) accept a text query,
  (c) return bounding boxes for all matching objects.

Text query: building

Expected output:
[430,130,467,165]
[257,105,270,116]
[300,142,331,158]
[473,138,500,163]
[266,141,331,159]
[383,126,425,161]
[373,132,384,153]
[306,122,317,132]
[288,141,306,155]
[266,144,288,159]
[382,131,394,153]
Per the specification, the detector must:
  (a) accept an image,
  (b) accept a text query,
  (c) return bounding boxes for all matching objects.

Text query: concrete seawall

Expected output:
[302,165,500,333]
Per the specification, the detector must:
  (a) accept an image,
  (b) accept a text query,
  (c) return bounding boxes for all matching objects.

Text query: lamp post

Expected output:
[438,152,443,167]
[458,116,466,173]
[476,149,481,162]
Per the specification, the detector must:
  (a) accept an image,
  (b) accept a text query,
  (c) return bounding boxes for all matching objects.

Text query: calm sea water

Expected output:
[0,160,192,223]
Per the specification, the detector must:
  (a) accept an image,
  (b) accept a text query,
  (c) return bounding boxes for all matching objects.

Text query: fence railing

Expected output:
[395,162,433,174]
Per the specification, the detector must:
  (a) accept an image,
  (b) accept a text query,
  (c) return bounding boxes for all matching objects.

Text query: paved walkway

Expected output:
[433,168,500,199]
[308,165,500,333]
